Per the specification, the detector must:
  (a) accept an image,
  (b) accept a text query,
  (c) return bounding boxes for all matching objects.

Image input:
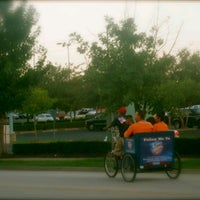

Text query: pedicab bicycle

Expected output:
[104,126,122,177]
[104,130,181,182]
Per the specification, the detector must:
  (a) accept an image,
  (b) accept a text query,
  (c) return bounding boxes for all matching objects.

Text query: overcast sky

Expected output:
[28,1,200,67]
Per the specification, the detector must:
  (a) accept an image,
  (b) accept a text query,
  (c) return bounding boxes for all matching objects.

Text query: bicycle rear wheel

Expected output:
[121,153,137,182]
[165,152,181,179]
[104,152,118,177]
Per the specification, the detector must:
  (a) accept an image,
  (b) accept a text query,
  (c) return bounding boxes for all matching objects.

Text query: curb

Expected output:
[15,127,86,134]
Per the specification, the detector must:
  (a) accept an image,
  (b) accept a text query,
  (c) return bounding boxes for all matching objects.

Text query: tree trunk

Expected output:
[0,117,6,156]
[33,115,38,141]
[0,123,3,156]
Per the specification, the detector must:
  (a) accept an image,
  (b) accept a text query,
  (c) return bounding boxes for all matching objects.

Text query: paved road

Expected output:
[16,128,200,142]
[0,170,199,199]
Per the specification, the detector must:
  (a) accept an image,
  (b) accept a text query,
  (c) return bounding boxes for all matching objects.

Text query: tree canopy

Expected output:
[68,17,200,114]
[1,6,200,117]
[0,0,39,116]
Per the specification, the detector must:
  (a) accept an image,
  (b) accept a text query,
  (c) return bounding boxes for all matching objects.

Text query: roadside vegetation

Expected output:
[0,1,200,156]
[0,157,199,170]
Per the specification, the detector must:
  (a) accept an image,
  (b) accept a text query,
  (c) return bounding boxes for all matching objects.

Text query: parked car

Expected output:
[189,104,200,115]
[85,108,106,119]
[35,113,54,122]
[75,108,94,119]
[172,115,200,129]
[56,111,67,120]
[85,113,107,131]
[165,105,200,129]
[85,110,97,119]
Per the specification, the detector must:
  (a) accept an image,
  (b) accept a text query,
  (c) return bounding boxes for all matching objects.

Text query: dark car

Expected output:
[85,114,107,131]
[166,106,200,129]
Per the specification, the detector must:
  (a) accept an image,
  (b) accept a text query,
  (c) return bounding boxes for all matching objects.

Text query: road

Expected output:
[0,170,199,199]
[16,128,200,142]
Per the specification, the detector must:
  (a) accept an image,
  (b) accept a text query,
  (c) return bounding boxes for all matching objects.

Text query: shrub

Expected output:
[13,141,111,157]
[12,138,200,157]
[174,138,200,157]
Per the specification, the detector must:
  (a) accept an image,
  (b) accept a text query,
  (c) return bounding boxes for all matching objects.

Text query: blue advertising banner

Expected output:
[138,132,174,168]
[124,138,135,154]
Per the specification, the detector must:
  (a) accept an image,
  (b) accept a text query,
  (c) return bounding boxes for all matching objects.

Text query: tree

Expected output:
[0,1,39,114]
[23,88,56,115]
[70,17,174,113]
[0,0,39,154]
[22,88,57,140]
[157,49,200,127]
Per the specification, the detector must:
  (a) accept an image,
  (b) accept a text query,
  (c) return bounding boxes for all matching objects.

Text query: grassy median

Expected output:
[0,157,200,170]
[0,157,104,169]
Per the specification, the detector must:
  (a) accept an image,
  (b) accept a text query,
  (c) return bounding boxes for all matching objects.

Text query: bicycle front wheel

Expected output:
[104,152,118,177]
[121,153,137,182]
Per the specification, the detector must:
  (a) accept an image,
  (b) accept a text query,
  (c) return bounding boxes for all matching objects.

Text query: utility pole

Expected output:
[66,43,70,68]
[57,42,71,68]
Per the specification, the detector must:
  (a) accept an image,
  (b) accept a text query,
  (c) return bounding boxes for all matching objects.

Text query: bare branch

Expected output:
[167,22,184,56]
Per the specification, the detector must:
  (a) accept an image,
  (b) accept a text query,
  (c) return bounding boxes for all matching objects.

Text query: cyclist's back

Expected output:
[104,107,128,137]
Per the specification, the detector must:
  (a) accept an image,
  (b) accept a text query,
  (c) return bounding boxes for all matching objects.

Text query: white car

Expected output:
[35,113,54,122]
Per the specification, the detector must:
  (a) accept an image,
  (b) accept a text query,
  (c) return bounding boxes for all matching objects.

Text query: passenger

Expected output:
[111,115,133,157]
[125,115,134,126]
[153,111,169,132]
[124,110,153,138]
[146,116,156,125]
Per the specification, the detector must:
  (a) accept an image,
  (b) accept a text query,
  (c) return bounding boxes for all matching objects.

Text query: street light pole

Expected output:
[57,42,71,68]
[67,43,70,68]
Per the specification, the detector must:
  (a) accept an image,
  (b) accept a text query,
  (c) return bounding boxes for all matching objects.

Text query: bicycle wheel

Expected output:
[104,152,118,177]
[165,152,181,179]
[121,153,137,182]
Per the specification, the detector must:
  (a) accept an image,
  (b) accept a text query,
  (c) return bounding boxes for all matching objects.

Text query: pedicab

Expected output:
[104,131,181,182]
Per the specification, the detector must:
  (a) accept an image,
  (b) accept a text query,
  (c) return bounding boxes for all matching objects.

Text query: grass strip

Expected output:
[181,158,200,169]
[0,157,200,169]
[0,158,104,168]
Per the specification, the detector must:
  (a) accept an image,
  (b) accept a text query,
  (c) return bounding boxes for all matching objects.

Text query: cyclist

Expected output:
[111,115,133,157]
[103,107,128,137]
[104,107,132,157]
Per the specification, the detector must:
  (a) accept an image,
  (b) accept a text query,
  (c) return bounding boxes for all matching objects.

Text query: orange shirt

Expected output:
[153,121,168,132]
[124,120,153,138]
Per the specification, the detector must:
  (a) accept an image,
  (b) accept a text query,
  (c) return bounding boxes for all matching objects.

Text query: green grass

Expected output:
[181,158,200,169]
[0,157,200,169]
[0,157,104,168]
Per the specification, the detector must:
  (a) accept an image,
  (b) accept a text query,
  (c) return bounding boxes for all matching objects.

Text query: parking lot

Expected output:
[16,128,107,142]
[15,127,200,142]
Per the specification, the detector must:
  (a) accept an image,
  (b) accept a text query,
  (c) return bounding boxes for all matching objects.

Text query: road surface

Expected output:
[0,170,199,199]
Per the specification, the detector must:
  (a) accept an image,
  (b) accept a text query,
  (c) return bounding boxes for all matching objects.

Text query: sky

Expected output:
[28,1,200,68]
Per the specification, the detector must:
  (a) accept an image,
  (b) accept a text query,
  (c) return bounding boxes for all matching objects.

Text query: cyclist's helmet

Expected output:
[118,107,126,114]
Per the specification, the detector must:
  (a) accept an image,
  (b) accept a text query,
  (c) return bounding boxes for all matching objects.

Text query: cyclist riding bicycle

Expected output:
[104,107,130,157]
[104,107,128,137]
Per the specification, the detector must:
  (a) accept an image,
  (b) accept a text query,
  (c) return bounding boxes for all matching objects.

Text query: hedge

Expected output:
[12,138,200,157]
[12,141,111,157]
[175,138,200,157]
